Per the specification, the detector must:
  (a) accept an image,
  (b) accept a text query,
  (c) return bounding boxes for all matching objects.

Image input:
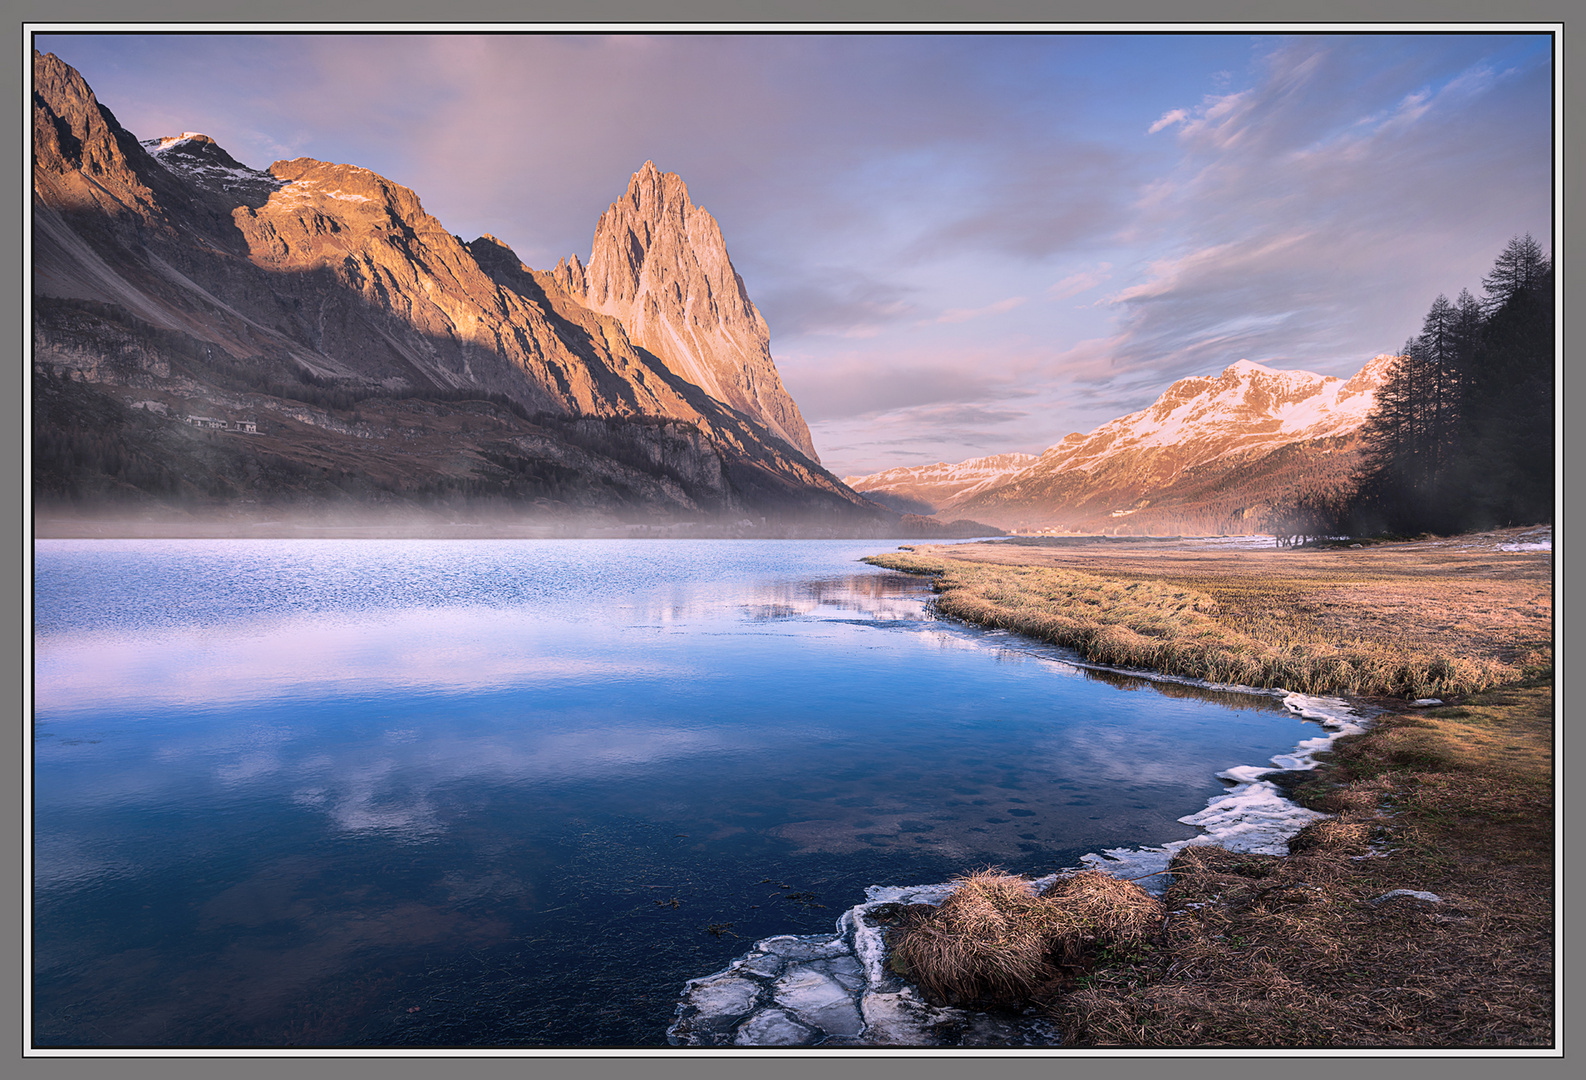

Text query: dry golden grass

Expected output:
[865,534,1548,698]
[888,870,1162,1008]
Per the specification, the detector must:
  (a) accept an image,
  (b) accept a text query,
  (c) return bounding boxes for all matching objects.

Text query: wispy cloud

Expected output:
[1048,265,1112,300]
[926,296,1027,325]
[1148,108,1189,134]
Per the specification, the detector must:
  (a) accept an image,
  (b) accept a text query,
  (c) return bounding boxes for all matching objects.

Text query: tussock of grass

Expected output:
[888,870,1162,1008]
[865,551,1510,698]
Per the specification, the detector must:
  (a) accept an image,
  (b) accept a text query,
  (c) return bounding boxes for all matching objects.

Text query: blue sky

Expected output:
[34,31,1554,476]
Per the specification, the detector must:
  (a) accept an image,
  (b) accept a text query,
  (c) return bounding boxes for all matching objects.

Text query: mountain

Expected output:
[847,356,1395,535]
[30,51,883,533]
[552,162,818,462]
[841,453,1040,515]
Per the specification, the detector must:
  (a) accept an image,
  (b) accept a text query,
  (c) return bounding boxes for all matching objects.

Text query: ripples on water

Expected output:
[32,539,1316,1047]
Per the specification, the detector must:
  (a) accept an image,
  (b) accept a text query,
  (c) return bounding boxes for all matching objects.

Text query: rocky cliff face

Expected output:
[857,357,1394,534]
[30,51,873,528]
[552,161,818,462]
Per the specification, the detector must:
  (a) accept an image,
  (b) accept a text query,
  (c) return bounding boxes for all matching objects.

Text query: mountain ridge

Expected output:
[846,356,1395,534]
[30,51,897,533]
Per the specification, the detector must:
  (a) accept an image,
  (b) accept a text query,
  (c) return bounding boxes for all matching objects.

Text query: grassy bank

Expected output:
[872,535,1553,1047]
[865,537,1549,699]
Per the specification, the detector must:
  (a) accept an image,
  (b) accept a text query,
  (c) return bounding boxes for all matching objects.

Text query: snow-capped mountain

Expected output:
[852,356,1396,534]
[1032,356,1393,475]
[140,131,285,204]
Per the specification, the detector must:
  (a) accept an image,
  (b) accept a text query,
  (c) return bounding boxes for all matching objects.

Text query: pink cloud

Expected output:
[926,296,1027,325]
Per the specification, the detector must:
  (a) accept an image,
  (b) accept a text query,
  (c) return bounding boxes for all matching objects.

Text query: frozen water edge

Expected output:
[667,884,1066,1048]
[669,686,1376,1047]
[1078,691,1370,892]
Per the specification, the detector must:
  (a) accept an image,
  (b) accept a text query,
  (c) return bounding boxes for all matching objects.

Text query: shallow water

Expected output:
[32,539,1318,1047]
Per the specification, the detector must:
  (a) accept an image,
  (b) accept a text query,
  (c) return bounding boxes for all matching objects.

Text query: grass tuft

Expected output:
[888,869,1163,1008]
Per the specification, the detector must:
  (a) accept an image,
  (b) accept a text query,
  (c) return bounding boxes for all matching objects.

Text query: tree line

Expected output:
[1267,234,1554,539]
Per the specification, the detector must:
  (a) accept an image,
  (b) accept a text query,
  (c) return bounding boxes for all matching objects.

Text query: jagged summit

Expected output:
[141,131,284,203]
[32,50,164,222]
[553,161,819,462]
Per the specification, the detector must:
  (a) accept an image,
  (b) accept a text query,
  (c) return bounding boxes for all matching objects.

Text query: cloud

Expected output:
[756,270,919,339]
[927,296,1027,325]
[1098,34,1553,387]
[782,349,1022,423]
[1049,265,1112,300]
[1148,108,1189,134]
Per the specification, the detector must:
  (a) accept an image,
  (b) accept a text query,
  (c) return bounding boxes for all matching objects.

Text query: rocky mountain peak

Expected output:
[560,161,819,462]
[1340,353,1403,399]
[32,53,882,528]
[141,131,283,205]
[32,49,163,221]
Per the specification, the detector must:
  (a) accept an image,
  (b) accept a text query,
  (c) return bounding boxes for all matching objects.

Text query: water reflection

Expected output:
[32,540,1317,1048]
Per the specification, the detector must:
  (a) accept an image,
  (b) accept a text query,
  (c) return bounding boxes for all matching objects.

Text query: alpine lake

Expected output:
[32,538,1325,1048]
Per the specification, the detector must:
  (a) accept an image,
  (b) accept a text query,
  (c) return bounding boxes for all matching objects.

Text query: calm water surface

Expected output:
[33,539,1316,1047]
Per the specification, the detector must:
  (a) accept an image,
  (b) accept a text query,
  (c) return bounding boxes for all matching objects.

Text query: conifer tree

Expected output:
[1349,233,1553,534]
[1480,233,1549,313]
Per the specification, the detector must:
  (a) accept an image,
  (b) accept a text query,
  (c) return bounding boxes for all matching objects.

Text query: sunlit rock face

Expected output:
[555,161,819,462]
[32,50,163,222]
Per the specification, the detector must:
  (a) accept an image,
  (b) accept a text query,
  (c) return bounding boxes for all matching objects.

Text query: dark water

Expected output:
[32,539,1315,1048]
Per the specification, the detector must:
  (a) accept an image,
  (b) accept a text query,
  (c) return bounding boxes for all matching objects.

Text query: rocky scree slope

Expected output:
[31,50,874,525]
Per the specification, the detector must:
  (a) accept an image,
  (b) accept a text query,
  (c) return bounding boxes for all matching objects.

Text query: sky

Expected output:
[33,31,1555,477]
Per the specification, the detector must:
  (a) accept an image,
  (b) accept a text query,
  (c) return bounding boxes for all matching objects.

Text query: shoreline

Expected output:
[669,559,1383,1047]
[672,533,1553,1047]
[669,683,1377,1047]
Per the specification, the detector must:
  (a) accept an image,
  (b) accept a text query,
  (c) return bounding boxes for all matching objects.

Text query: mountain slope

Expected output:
[849,357,1394,534]
[30,51,876,529]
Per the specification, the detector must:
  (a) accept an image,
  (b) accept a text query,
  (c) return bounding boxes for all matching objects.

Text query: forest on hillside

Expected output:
[1267,234,1554,540]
